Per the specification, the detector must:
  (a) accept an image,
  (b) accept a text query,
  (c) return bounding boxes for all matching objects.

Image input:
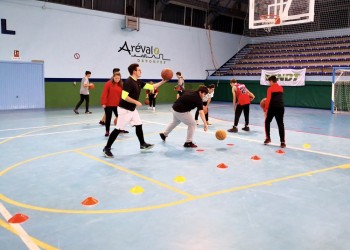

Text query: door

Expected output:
[0,61,45,110]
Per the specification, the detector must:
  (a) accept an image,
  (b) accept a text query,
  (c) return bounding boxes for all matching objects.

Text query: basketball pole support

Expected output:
[331,67,336,114]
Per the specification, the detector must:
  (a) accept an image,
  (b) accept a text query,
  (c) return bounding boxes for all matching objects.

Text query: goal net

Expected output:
[332,67,350,114]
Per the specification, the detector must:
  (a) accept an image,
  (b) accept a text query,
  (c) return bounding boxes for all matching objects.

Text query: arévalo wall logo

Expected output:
[118,41,171,64]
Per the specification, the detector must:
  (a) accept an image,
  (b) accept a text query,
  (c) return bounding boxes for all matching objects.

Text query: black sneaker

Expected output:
[85,111,92,114]
[183,142,198,148]
[140,143,154,150]
[99,120,105,125]
[103,147,114,158]
[227,126,238,133]
[264,139,271,145]
[73,109,79,114]
[242,126,250,131]
[159,133,167,141]
[105,132,109,137]
[280,142,286,148]
[121,130,129,133]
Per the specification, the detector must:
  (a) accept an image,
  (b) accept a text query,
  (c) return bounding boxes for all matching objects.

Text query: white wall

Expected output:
[0,0,248,80]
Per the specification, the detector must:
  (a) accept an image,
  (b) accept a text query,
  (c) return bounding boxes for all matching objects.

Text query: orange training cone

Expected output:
[276,149,285,154]
[81,197,99,206]
[251,155,261,160]
[217,163,228,169]
[196,149,204,152]
[227,143,234,146]
[8,213,29,224]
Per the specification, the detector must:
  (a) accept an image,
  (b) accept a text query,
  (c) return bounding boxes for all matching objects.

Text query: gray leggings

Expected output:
[163,108,196,143]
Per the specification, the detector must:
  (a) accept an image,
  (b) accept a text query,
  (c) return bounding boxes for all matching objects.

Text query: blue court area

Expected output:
[1,103,350,250]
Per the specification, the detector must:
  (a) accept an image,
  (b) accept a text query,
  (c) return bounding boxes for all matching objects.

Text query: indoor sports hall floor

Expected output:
[1,102,350,250]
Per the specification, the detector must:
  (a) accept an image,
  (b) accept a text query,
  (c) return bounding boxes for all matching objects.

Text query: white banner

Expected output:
[260,68,306,86]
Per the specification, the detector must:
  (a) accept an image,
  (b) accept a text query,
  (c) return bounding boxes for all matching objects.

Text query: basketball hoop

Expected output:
[260,14,281,32]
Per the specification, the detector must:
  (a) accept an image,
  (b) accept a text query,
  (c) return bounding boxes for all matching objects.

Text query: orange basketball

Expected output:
[144,99,150,105]
[88,83,95,90]
[215,130,227,140]
[161,68,173,80]
[260,98,266,110]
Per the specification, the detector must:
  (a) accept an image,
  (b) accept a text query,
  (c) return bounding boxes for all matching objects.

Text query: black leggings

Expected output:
[106,125,145,148]
[75,94,89,112]
[104,106,118,133]
[195,101,208,121]
[234,104,250,126]
[149,94,156,107]
[265,107,285,142]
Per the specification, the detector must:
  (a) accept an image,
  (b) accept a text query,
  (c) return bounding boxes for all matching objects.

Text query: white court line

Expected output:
[0,202,40,250]
[1,115,349,160]
[143,120,350,160]
[0,119,98,132]
[0,127,100,140]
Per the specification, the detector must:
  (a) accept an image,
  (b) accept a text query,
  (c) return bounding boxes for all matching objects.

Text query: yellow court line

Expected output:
[196,163,350,199]
[75,150,194,198]
[0,202,40,250]
[0,127,49,145]
[0,218,59,250]
[0,150,71,176]
[1,163,349,214]
[0,194,194,214]
[0,142,109,176]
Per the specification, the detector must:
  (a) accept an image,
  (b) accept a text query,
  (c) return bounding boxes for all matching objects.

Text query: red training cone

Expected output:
[217,163,228,169]
[8,213,29,224]
[81,197,98,206]
[251,155,261,160]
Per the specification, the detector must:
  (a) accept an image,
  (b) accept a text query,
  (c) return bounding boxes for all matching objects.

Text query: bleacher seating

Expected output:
[212,36,350,76]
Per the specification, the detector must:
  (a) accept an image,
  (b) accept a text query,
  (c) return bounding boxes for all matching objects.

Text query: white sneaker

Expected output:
[152,107,155,112]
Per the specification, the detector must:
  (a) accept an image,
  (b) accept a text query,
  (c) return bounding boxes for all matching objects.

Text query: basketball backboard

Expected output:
[249,0,315,30]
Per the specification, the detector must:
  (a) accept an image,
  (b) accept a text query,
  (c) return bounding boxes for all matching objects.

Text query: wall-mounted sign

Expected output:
[13,50,20,60]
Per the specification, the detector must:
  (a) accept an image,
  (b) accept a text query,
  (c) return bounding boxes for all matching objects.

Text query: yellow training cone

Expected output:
[130,186,144,195]
[303,143,311,149]
[174,176,186,183]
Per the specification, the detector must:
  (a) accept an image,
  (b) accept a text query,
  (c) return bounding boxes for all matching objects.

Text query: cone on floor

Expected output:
[81,197,98,206]
[174,176,186,183]
[130,186,144,195]
[251,155,261,160]
[8,213,29,224]
[217,163,228,169]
